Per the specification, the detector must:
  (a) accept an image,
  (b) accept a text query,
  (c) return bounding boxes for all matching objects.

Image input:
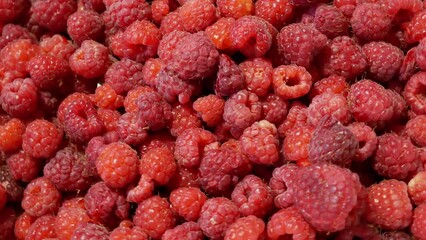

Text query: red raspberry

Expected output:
[255,0,294,29]
[406,115,426,147]
[169,103,202,137]
[403,71,426,115]
[93,83,124,110]
[27,54,72,91]
[6,152,41,183]
[39,34,77,61]
[239,57,273,97]
[277,101,308,138]
[156,69,201,104]
[403,10,426,43]
[31,0,77,33]
[159,11,184,35]
[157,30,190,64]
[141,58,162,88]
[162,222,204,240]
[178,0,217,33]
[231,175,273,218]
[70,222,109,240]
[126,174,154,203]
[319,36,367,79]
[133,196,176,239]
[276,23,327,68]
[104,58,144,95]
[170,187,207,222]
[22,119,63,159]
[350,3,391,41]
[347,122,378,162]
[261,94,289,125]
[266,206,316,240]
[137,91,173,131]
[225,215,266,240]
[96,142,139,188]
[362,41,404,82]
[0,184,5,210]
[215,54,245,98]
[205,17,236,51]
[1,78,38,118]
[366,179,413,230]
[140,146,177,185]
[123,86,155,113]
[79,0,106,13]
[0,24,37,49]
[198,197,240,239]
[307,93,351,127]
[151,0,177,24]
[0,165,23,202]
[22,177,62,217]
[67,10,104,46]
[373,132,421,180]
[272,64,313,99]
[110,220,148,240]
[0,39,40,77]
[282,125,314,163]
[312,4,348,38]
[416,37,426,71]
[55,198,91,240]
[166,165,200,190]
[116,112,148,146]
[25,214,57,240]
[69,40,110,79]
[0,207,16,240]
[193,94,225,127]
[408,171,426,206]
[0,0,29,24]
[0,118,25,153]
[411,204,426,239]
[14,212,36,240]
[216,0,253,19]
[139,130,175,156]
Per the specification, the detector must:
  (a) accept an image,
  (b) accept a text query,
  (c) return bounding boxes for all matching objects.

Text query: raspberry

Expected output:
[169,103,202,137]
[403,71,426,115]
[312,4,348,38]
[282,125,314,162]
[126,174,154,203]
[416,38,426,71]
[139,146,177,185]
[255,0,294,29]
[104,58,144,95]
[110,221,149,240]
[215,54,245,98]
[162,222,204,240]
[14,212,36,240]
[272,64,313,99]
[156,69,201,104]
[346,122,378,162]
[276,23,327,68]
[22,177,61,217]
[0,165,23,202]
[133,196,176,239]
[205,17,236,51]
[193,94,225,127]
[0,78,37,119]
[406,115,426,147]
[411,204,426,239]
[348,79,394,125]
[27,54,72,91]
[137,91,173,131]
[198,197,240,239]
[123,86,155,113]
[116,112,148,146]
[373,132,421,180]
[0,207,16,239]
[261,94,289,125]
[0,184,5,210]
[151,0,172,24]
[55,198,91,240]
[0,0,29,24]
[362,41,404,82]
[225,216,266,240]
[7,151,41,183]
[216,0,253,19]
[30,0,77,33]
[70,222,109,240]
[79,0,106,13]
[350,3,392,41]
[403,10,426,43]
[0,24,37,49]
[239,57,273,97]
[93,84,124,110]
[139,130,175,156]
[365,179,413,230]
[0,39,40,77]
[319,36,367,79]
[22,119,63,159]
[25,214,57,240]
[277,101,308,138]
[307,93,351,127]
[67,10,104,45]
[39,34,77,61]
[408,171,426,206]
[170,187,207,222]
[166,165,200,190]
[159,11,184,35]
[231,175,273,218]
[0,118,25,153]
[266,206,316,240]
[69,40,110,79]
[141,58,162,88]
[96,142,139,188]
[174,127,217,168]
[178,0,217,33]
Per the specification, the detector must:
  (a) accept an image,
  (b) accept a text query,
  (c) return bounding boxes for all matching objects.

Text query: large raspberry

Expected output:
[22,119,63,159]
[55,198,91,240]
[27,54,72,91]
[225,216,266,240]
[21,177,62,217]
[116,112,148,146]
[312,4,348,38]
[178,0,217,33]
[403,10,426,43]
[350,3,392,41]
[103,58,144,95]
[30,0,77,33]
[0,39,40,77]
[307,92,351,126]
[69,40,110,79]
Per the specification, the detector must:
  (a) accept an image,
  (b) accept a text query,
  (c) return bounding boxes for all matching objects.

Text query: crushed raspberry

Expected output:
[25,214,57,240]
[408,171,426,206]
[255,0,294,29]
[411,203,426,239]
[104,58,144,95]
[133,196,176,239]
[22,119,63,159]
[205,17,236,51]
[216,0,253,19]
[406,114,426,147]
[0,165,23,202]
[403,10,426,43]
[30,0,77,33]
[261,94,289,125]
[141,58,162,88]
[307,93,351,127]
[67,10,104,46]
[366,179,413,230]
[123,86,155,113]
[1,78,38,118]
[0,24,37,49]
[215,54,245,98]
[137,91,173,131]
[239,57,273,97]
[347,122,378,162]
[0,0,29,24]
[198,197,240,239]
[272,64,312,99]
[7,151,41,183]
[267,206,316,240]
[0,39,40,77]
[39,34,77,60]
[403,71,426,115]
[69,40,110,79]
[277,101,308,138]
[21,177,62,217]
[225,215,266,240]
[178,0,217,33]
[169,103,202,137]
[170,187,207,222]
[350,3,391,41]
[127,174,154,203]
[162,221,204,240]
[193,94,225,127]
[0,118,25,153]
[14,212,36,240]
[116,112,148,146]
[27,54,72,91]
[140,146,177,185]
[156,69,201,104]
[70,222,109,240]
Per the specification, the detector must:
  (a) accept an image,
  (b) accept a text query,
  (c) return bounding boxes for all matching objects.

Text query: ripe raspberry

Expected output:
[362,41,404,82]
[0,118,25,153]
[127,174,154,203]
[261,94,289,125]
[0,39,40,77]
[239,57,273,97]
[123,86,155,113]
[169,103,202,137]
[373,132,421,180]
[198,197,240,239]
[31,0,77,33]
[307,93,351,127]
[137,91,173,131]
[22,177,61,217]
[157,30,190,64]
[133,196,176,239]
[39,34,77,61]
[170,187,207,222]
[104,58,144,95]
[139,130,176,156]
[406,115,426,147]
[215,54,245,98]
[178,0,217,33]
[346,122,378,162]
[27,54,72,91]
[156,69,201,104]
[110,221,149,240]
[408,171,426,206]
[282,125,314,163]
[22,119,63,159]
[319,36,367,79]
[79,0,106,13]
[14,212,36,240]
[267,206,316,240]
[277,23,327,68]
[0,24,37,49]
[403,10,426,43]
[225,216,266,240]
[96,142,139,188]
[272,64,312,99]
[166,165,200,190]
[416,37,426,71]
[255,0,293,29]
[140,146,177,185]
[151,0,176,24]
[159,11,184,35]
[141,58,162,88]
[67,10,104,45]
[116,112,148,146]
[277,101,308,138]
[0,0,29,24]
[69,40,110,79]
[366,179,412,230]
[216,0,253,19]
[1,78,38,118]
[193,94,225,127]
[205,17,236,51]
[350,3,392,41]
[70,222,109,240]
[93,83,124,110]
[0,165,23,202]
[162,222,204,240]
[312,4,348,38]
[403,71,426,115]
[55,198,91,240]
[7,151,41,183]
[25,214,57,240]
[411,204,426,239]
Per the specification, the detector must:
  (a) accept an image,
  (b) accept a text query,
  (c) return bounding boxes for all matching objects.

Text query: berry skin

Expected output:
[140,146,177,185]
[116,112,148,146]
[255,0,294,29]
[22,119,63,159]
[307,93,351,127]
[272,64,312,100]
[205,17,236,51]
[1,78,38,118]
[266,206,316,240]
[96,142,139,189]
[350,3,392,41]
[162,222,204,240]
[39,34,77,61]
[0,118,25,153]
[225,215,266,240]
[193,94,225,127]
[7,151,41,183]
[406,114,426,147]
[312,4,348,38]
[30,0,77,33]
[69,40,110,79]
[215,54,245,98]
[25,214,57,240]
[70,222,109,240]
[110,221,149,240]
[282,124,314,163]
[411,204,426,239]
[277,23,327,68]
[216,0,253,19]
[67,10,104,45]
[231,175,274,218]
[346,122,378,162]
[403,10,426,43]
[239,57,273,97]
[169,103,202,137]
[240,120,279,165]
[365,179,413,230]
[403,71,426,115]
[170,187,207,222]
[178,0,218,33]
[21,177,62,217]
[408,171,426,206]
[55,198,91,240]
[104,58,145,95]
[133,196,176,239]
[27,54,72,91]
[198,197,240,240]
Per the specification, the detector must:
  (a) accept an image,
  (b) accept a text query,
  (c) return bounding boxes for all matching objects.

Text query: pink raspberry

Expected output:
[347,122,378,161]
[25,214,57,240]
[403,10,426,43]
[170,187,207,222]
[239,57,273,97]
[307,92,351,126]
[178,0,217,33]
[272,64,313,100]
[169,103,202,137]
[151,0,175,24]
[22,119,63,159]
[104,59,144,96]
[27,54,72,91]
[254,0,294,29]
[276,23,327,68]
[85,134,115,168]
[1,78,38,118]
[137,91,173,131]
[261,94,289,125]
[39,34,77,61]
[193,94,225,127]
[157,30,190,63]
[21,177,62,217]
[403,71,426,115]
[69,40,110,79]
[140,146,177,185]
[408,171,426,206]
[116,112,148,146]
[67,10,104,45]
[6,151,40,183]
[269,163,299,208]
[159,11,184,35]
[215,54,245,98]
[0,39,40,77]
[162,222,204,240]
[225,216,266,240]
[30,0,77,33]
[198,197,240,240]
[55,198,91,240]
[97,108,120,131]
[366,179,413,230]
[411,204,426,239]
[350,3,392,41]
[0,0,29,24]
[277,101,308,138]
[123,86,155,113]
[406,114,426,147]
[0,165,23,202]
[156,69,201,104]
[312,4,349,38]
[70,222,109,240]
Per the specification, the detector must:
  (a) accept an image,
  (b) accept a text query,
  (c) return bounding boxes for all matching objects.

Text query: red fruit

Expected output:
[110,221,149,240]
[0,165,23,202]
[239,57,273,97]
[67,10,104,45]
[277,101,308,138]
[14,212,36,240]
[416,37,426,71]
[282,124,314,162]
[205,17,236,51]
[269,163,299,209]
[0,23,37,50]
[307,93,351,127]
[178,0,217,33]
[216,0,253,19]
[350,3,392,41]
[55,198,91,240]
[31,0,77,33]
[411,204,426,239]
[225,215,266,240]
[127,174,154,203]
[346,122,378,162]
[169,103,202,137]
[79,0,106,12]
[165,165,200,190]
[170,187,207,222]
[162,222,204,240]
[69,40,110,79]
[403,71,426,115]
[193,94,225,127]
[7,152,40,183]
[272,64,312,99]
[22,177,62,217]
[137,91,172,131]
[0,118,25,153]
[104,59,144,95]
[27,54,72,91]
[156,69,201,104]
[39,34,77,61]
[267,206,315,240]
[0,184,5,210]
[214,54,245,98]
[405,114,426,147]
[116,112,148,146]
[93,83,124,110]
[1,78,38,118]
[313,4,349,38]
[25,215,57,240]
[261,94,289,125]
[123,86,155,113]
[0,0,29,24]
[408,171,426,206]
[140,146,177,185]
[0,39,40,77]
[141,58,162,88]
[403,10,426,43]
[255,0,294,29]
[22,119,63,159]
[159,11,184,35]
[70,222,109,240]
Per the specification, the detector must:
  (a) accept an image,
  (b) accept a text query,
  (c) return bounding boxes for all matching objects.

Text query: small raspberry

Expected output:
[239,57,273,97]
[193,94,225,127]
[277,101,308,138]
[14,212,36,240]
[27,54,72,91]
[93,83,124,110]
[156,69,201,104]
[67,10,104,45]
[403,10,426,43]
[39,34,77,61]
[406,115,426,147]
[162,222,204,240]
[261,94,289,125]
[116,112,148,146]
[282,125,314,163]
[140,146,177,185]
[408,171,426,206]
[350,3,392,41]
[403,71,426,115]
[366,179,413,230]
[169,103,202,137]
[141,58,162,88]
[133,196,176,239]
[272,64,312,99]
[205,17,236,51]
[96,142,139,189]
[110,220,148,240]
[0,39,40,77]
[30,0,77,33]
[198,197,240,240]
[151,0,177,24]
[21,177,62,217]
[178,0,217,33]
[0,0,29,24]
[307,93,351,126]
[0,165,23,202]
[69,40,110,79]
[411,204,426,239]
[346,122,378,162]
[6,151,41,183]
[137,91,172,131]
[126,174,154,203]
[55,198,91,240]
[104,58,145,95]
[225,216,266,240]
[255,0,294,29]
[22,119,63,159]
[25,214,57,240]
[170,187,207,222]
[1,78,38,118]
[215,54,245,98]
[123,86,155,113]
[0,118,25,153]
[70,222,109,240]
